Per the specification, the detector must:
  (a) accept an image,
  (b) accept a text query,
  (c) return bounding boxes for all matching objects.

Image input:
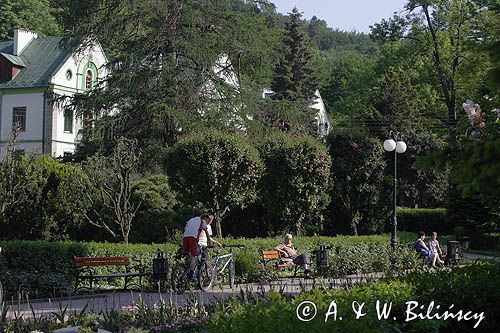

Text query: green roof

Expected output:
[0,37,73,89]
[0,52,26,67]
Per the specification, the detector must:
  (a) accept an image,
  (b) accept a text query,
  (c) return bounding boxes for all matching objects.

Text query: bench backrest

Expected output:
[74,256,130,267]
[260,250,281,260]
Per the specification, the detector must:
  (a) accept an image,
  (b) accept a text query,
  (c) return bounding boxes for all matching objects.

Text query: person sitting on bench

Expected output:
[275,233,311,277]
[415,231,440,267]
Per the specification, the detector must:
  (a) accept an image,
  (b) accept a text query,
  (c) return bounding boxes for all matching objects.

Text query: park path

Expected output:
[5,273,382,319]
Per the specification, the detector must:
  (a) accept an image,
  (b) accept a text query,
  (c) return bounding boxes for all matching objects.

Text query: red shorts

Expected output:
[182,237,198,256]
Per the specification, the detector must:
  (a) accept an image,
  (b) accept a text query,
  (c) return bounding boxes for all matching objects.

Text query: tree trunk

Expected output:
[215,213,223,238]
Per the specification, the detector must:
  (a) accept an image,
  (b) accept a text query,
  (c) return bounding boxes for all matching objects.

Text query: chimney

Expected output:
[13,28,37,55]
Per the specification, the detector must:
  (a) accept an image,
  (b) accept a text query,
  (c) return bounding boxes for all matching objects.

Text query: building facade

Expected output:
[0,29,107,158]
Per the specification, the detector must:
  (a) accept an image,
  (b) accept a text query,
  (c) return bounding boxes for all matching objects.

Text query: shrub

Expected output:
[397,208,450,234]
[166,131,263,237]
[325,130,388,236]
[468,232,500,251]
[208,261,500,332]
[258,134,332,235]
[0,234,417,298]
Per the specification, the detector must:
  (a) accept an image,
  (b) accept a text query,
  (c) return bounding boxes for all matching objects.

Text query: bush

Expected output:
[468,232,500,251]
[208,261,500,332]
[397,208,450,234]
[258,134,332,235]
[0,234,418,298]
[325,130,388,236]
[166,131,263,237]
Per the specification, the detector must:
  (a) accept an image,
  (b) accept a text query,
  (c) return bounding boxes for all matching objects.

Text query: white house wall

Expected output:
[0,92,46,157]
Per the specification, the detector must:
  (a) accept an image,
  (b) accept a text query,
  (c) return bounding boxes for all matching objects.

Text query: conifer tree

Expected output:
[271,7,317,101]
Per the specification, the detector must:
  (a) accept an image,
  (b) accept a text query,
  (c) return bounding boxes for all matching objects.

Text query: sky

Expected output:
[270,0,408,33]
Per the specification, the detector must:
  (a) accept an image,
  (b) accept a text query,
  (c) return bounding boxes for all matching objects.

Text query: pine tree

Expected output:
[271,7,317,101]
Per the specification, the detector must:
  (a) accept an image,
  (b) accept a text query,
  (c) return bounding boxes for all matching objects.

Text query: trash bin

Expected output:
[447,241,461,265]
[153,249,168,280]
[459,237,470,251]
[315,244,329,275]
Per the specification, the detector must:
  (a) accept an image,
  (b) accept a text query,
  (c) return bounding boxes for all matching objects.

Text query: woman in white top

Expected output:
[428,231,445,266]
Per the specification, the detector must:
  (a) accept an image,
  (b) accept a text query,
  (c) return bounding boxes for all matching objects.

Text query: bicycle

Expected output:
[199,244,244,292]
[170,247,212,294]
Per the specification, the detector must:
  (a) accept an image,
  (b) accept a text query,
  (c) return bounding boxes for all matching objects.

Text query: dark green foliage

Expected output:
[397,208,450,233]
[0,0,61,40]
[209,261,500,332]
[258,134,331,235]
[165,131,263,237]
[468,232,500,251]
[0,155,88,240]
[271,7,318,102]
[326,130,388,235]
[0,233,417,298]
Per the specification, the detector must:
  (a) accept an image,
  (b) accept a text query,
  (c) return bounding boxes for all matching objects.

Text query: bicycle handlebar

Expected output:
[207,244,244,249]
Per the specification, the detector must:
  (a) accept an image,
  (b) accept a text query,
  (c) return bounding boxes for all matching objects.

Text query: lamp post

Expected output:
[383,131,407,251]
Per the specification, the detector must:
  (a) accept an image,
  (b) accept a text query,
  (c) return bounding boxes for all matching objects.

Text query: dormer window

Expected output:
[85,69,93,89]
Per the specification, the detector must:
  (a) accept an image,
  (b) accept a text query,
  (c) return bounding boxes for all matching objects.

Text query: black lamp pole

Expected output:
[384,130,405,251]
[391,131,398,251]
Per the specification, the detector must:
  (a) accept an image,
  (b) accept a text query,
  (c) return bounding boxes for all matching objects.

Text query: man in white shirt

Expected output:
[182,208,211,276]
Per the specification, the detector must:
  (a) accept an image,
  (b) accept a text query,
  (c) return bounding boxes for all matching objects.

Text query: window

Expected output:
[12,107,26,131]
[85,69,93,89]
[64,109,73,133]
[65,69,72,81]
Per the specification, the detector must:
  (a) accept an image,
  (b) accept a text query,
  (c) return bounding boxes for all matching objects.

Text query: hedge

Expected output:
[468,233,500,251]
[397,208,450,234]
[209,261,500,332]
[0,233,418,299]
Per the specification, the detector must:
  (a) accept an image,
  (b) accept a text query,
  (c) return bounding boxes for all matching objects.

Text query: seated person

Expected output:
[415,231,439,267]
[428,231,445,266]
[275,233,311,276]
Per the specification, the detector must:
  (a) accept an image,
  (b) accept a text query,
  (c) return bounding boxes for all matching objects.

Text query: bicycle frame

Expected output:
[213,252,233,274]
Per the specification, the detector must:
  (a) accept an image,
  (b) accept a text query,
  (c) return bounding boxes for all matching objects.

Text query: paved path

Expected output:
[5,273,383,319]
[463,252,499,261]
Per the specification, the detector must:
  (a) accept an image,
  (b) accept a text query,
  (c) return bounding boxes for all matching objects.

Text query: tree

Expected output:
[271,7,318,102]
[326,130,388,235]
[258,134,331,235]
[370,0,492,126]
[165,131,263,237]
[0,0,61,40]
[77,137,141,244]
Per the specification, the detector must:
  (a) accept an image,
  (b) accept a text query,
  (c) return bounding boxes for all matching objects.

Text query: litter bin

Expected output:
[459,237,470,251]
[153,249,168,280]
[315,244,330,275]
[446,241,461,265]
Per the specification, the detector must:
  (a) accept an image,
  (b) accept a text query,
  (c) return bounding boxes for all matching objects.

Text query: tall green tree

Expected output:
[271,7,318,101]
[0,0,61,40]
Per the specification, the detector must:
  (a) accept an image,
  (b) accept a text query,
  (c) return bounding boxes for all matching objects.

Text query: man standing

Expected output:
[182,208,211,277]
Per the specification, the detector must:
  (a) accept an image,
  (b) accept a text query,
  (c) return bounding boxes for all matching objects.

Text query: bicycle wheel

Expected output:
[171,263,188,294]
[198,260,215,292]
[229,259,235,289]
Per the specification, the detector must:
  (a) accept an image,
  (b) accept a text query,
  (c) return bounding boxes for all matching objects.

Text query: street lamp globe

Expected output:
[383,139,396,152]
[396,141,407,154]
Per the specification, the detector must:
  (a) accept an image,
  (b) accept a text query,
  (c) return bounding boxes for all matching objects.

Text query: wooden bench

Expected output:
[74,256,148,292]
[259,250,303,277]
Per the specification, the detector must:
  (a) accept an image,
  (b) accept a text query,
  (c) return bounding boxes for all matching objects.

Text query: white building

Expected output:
[262,88,331,139]
[0,29,107,158]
